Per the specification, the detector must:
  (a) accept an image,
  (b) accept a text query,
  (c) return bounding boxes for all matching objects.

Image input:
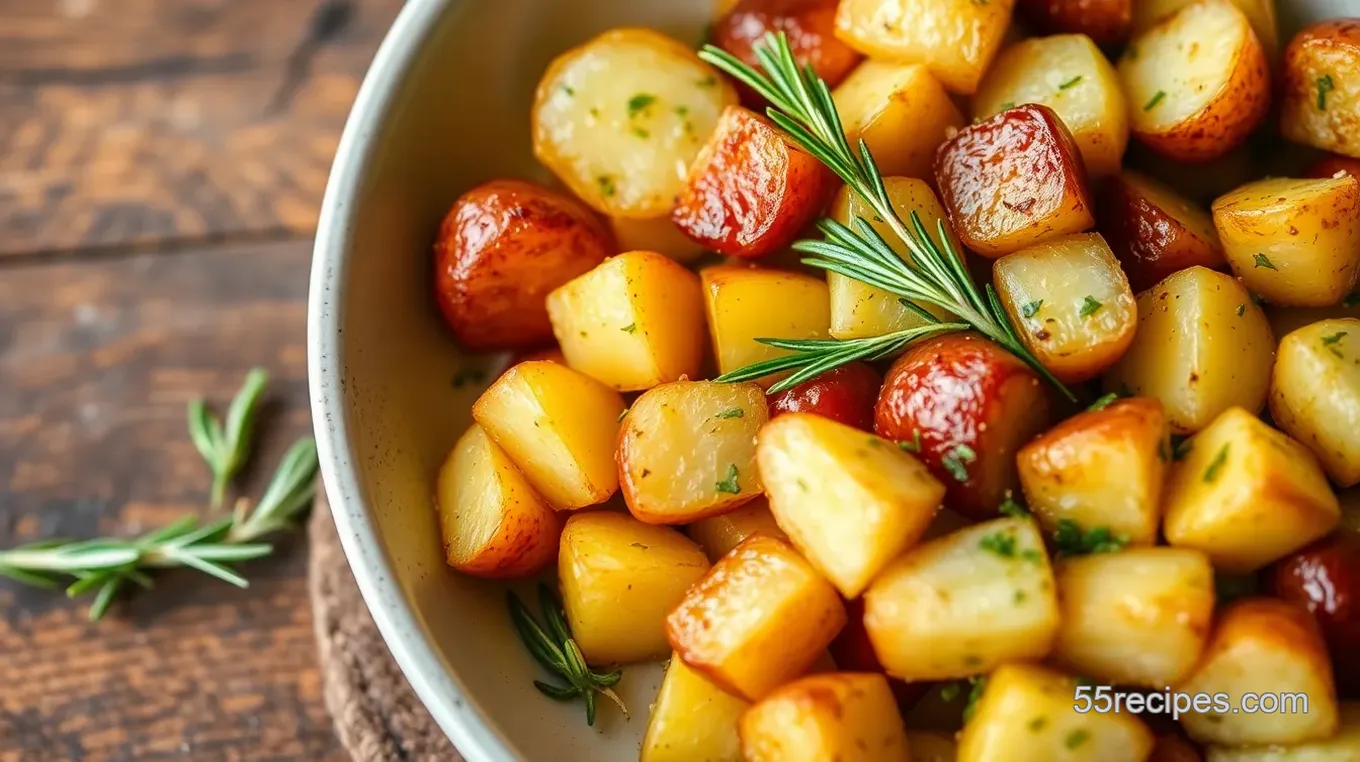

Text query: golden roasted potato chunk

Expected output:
[1118,0,1270,162]
[973,34,1129,178]
[1103,267,1274,434]
[995,233,1137,383]
[935,104,1094,258]
[1095,170,1227,292]
[1212,175,1360,307]
[1132,0,1278,60]
[667,535,846,701]
[1016,0,1132,45]
[863,518,1059,681]
[1163,407,1339,573]
[832,62,964,181]
[702,266,831,387]
[1271,318,1360,486]
[740,673,911,761]
[547,251,706,391]
[608,216,707,264]
[472,361,626,509]
[1017,397,1169,546]
[641,655,748,762]
[1282,20,1360,158]
[833,0,1015,94]
[559,512,710,664]
[957,663,1155,762]
[758,412,945,597]
[687,499,788,562]
[1206,702,1360,761]
[532,29,737,217]
[618,381,768,524]
[1177,598,1338,746]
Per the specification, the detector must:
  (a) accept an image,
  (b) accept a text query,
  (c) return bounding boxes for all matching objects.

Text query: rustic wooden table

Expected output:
[0,1,404,758]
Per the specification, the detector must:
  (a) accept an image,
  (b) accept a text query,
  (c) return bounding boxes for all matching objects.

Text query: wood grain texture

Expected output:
[0,240,344,761]
[0,0,404,257]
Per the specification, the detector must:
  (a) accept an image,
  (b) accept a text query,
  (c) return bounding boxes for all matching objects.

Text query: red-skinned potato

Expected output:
[1309,153,1360,179]
[673,106,830,259]
[935,104,1095,259]
[874,333,1053,518]
[1149,733,1203,762]
[1281,20,1360,158]
[1270,533,1360,695]
[710,0,862,94]
[767,362,881,432]
[1016,0,1132,45]
[1095,170,1227,292]
[434,179,613,351]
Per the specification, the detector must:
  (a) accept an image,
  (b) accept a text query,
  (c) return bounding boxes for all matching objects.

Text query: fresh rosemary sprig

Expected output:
[509,584,628,726]
[699,34,1075,401]
[188,367,269,507]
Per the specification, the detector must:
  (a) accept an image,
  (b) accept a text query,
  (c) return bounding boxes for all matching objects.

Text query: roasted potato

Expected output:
[909,732,958,762]
[827,598,932,712]
[935,104,1095,259]
[532,29,738,217]
[608,216,707,264]
[711,0,861,92]
[547,251,706,391]
[673,106,830,259]
[1271,318,1360,486]
[1163,407,1339,573]
[740,673,911,762]
[827,178,961,340]
[994,233,1138,383]
[687,499,788,562]
[758,412,945,597]
[435,425,561,578]
[972,34,1129,178]
[1017,397,1169,547]
[1176,598,1338,746]
[1016,0,1131,45]
[875,333,1054,519]
[667,535,846,700]
[618,380,768,524]
[1118,0,1270,162]
[1308,152,1360,179]
[831,62,964,180]
[833,0,1015,94]
[702,266,831,387]
[1281,20,1360,158]
[863,518,1059,681]
[767,362,881,432]
[472,361,626,509]
[1211,175,1360,307]
[1271,534,1360,696]
[559,512,710,664]
[1205,702,1360,762]
[641,655,749,762]
[434,179,612,352]
[1103,267,1274,434]
[1132,0,1278,60]
[1095,170,1227,292]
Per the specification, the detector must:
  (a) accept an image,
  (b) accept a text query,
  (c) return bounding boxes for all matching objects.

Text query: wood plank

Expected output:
[0,0,404,258]
[0,239,343,761]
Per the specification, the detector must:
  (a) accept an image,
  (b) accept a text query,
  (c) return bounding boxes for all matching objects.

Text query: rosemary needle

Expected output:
[509,584,628,726]
[188,367,269,508]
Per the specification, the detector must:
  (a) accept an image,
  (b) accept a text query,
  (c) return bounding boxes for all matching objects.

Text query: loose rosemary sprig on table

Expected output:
[189,367,268,508]
[700,34,1075,401]
[509,584,628,726]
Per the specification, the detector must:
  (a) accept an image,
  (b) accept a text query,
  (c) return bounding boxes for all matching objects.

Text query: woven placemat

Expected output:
[308,493,464,762]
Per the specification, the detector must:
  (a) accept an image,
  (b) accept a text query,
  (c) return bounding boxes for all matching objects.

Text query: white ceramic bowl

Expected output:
[308,1,1354,759]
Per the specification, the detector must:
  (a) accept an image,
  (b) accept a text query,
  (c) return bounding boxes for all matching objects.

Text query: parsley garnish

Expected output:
[1066,729,1090,749]
[1000,101,1017,111]
[715,464,741,494]
[627,93,656,118]
[1203,444,1229,483]
[714,408,744,419]
[979,531,1018,558]
[1029,717,1047,732]
[999,491,1029,518]
[1087,392,1119,412]
[939,682,962,703]
[696,75,717,88]
[1053,519,1128,556]
[1323,331,1348,358]
[1143,91,1166,111]
[620,323,637,333]
[1254,253,1277,270]
[1022,300,1043,318]
[560,85,575,97]
[963,676,987,722]
[1318,75,1335,110]
[941,444,976,482]
[1079,295,1103,318]
[898,430,923,453]
[1059,75,1083,90]
[597,175,616,197]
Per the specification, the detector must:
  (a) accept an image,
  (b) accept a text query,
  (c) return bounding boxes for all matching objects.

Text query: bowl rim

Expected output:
[307,1,517,760]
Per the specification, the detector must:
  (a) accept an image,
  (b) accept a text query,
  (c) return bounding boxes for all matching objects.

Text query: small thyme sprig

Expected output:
[188,367,268,508]
[509,584,628,726]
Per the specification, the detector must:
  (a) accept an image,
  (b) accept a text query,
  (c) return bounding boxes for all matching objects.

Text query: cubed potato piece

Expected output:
[758,412,946,597]
[609,216,707,264]
[667,535,846,700]
[1271,318,1360,486]
[827,178,961,340]
[641,655,749,762]
[958,663,1155,762]
[1017,397,1169,546]
[673,106,830,259]
[1206,702,1360,762]
[1052,548,1215,687]
[434,424,561,578]
[973,34,1129,178]
[994,233,1137,383]
[936,104,1095,258]
[559,512,710,664]
[740,673,911,761]
[702,266,831,387]
[1177,598,1338,745]
[1212,176,1360,307]
[1118,0,1270,162]
[1133,0,1278,60]
[1016,0,1132,45]
[1095,170,1227,292]
[687,499,788,562]
[711,0,862,91]
[831,62,964,180]
[472,361,626,509]
[1163,407,1339,573]
[532,29,738,217]
[547,251,706,391]
[1103,267,1274,434]
[833,0,1015,94]
[908,732,958,762]
[863,518,1059,681]
[1281,20,1360,158]
[618,381,768,524]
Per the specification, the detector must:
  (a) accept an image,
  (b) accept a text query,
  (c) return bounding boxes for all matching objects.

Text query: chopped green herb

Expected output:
[696,75,717,87]
[675,105,690,117]
[1237,303,1246,317]
[715,464,741,494]
[999,101,1017,110]
[597,175,616,197]
[939,682,962,703]
[999,490,1029,518]
[898,429,923,453]
[588,106,600,118]
[796,478,809,492]
[1318,75,1335,110]
[1172,435,1193,461]
[1020,549,1044,564]
[1059,75,1083,90]
[631,127,650,139]
[963,676,987,722]
[627,93,657,117]
[714,408,744,419]
[560,85,575,97]
[1079,295,1103,318]
[1021,300,1043,318]
[1254,253,1277,270]
[620,323,637,333]
[1203,444,1229,483]
[1054,519,1129,556]
[1014,590,1028,604]
[1066,729,1090,750]
[1087,392,1119,412]
[979,531,1018,558]
[1029,717,1047,732]
[941,444,977,482]
[1143,90,1167,111]
[1323,331,1348,346]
